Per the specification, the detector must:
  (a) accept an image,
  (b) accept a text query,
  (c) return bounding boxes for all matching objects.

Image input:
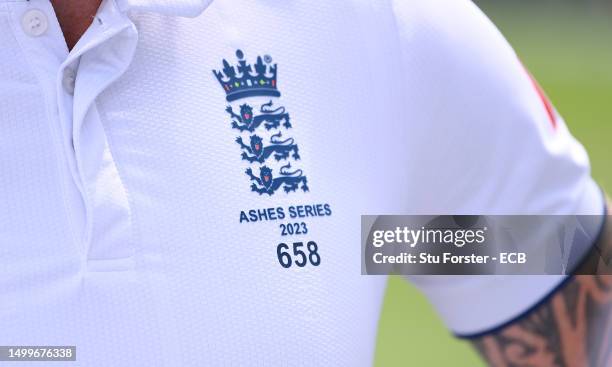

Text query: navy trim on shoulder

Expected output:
[454,188,608,339]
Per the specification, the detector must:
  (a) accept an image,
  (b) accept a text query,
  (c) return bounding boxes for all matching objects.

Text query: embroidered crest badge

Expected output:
[214,50,308,195]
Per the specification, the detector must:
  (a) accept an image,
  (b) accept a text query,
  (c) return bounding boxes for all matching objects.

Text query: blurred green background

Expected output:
[374,1,612,366]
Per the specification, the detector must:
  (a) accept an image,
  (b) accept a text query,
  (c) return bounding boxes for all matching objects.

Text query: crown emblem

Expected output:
[213,49,280,102]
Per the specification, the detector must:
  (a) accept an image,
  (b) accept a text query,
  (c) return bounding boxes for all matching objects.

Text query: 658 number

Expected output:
[277,241,321,268]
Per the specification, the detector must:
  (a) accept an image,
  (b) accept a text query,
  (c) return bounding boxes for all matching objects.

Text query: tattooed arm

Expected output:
[472,204,611,367]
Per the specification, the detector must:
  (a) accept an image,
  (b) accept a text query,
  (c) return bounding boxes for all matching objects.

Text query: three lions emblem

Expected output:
[214,49,308,196]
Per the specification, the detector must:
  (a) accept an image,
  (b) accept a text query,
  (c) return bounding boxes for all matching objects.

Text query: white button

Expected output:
[21,9,48,37]
[62,69,77,95]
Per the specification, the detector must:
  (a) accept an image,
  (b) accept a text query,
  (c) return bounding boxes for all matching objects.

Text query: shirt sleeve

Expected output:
[390,0,606,336]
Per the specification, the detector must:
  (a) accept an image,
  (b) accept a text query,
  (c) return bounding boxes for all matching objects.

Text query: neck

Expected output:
[51,0,103,50]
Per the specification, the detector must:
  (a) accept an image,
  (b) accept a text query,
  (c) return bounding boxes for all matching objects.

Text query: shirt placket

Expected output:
[64,0,138,271]
[9,0,138,271]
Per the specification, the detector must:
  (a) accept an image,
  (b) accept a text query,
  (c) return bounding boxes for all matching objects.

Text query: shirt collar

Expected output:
[115,0,212,17]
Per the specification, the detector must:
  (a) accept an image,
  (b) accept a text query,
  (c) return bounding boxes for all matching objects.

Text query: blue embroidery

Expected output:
[226,101,291,132]
[214,49,308,195]
[236,132,300,163]
[214,49,280,102]
[246,164,309,195]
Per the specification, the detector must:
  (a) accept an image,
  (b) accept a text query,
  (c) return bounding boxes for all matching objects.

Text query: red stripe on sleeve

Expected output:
[524,69,558,129]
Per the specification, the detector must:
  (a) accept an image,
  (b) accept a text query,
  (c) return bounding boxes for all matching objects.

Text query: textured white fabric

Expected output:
[116,0,211,17]
[391,0,604,336]
[0,0,604,365]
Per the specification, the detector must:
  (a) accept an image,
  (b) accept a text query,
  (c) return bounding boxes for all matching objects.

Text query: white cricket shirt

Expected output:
[0,0,604,365]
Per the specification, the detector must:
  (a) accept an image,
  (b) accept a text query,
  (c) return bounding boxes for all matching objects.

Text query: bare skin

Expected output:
[50,0,103,50]
[473,202,612,367]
